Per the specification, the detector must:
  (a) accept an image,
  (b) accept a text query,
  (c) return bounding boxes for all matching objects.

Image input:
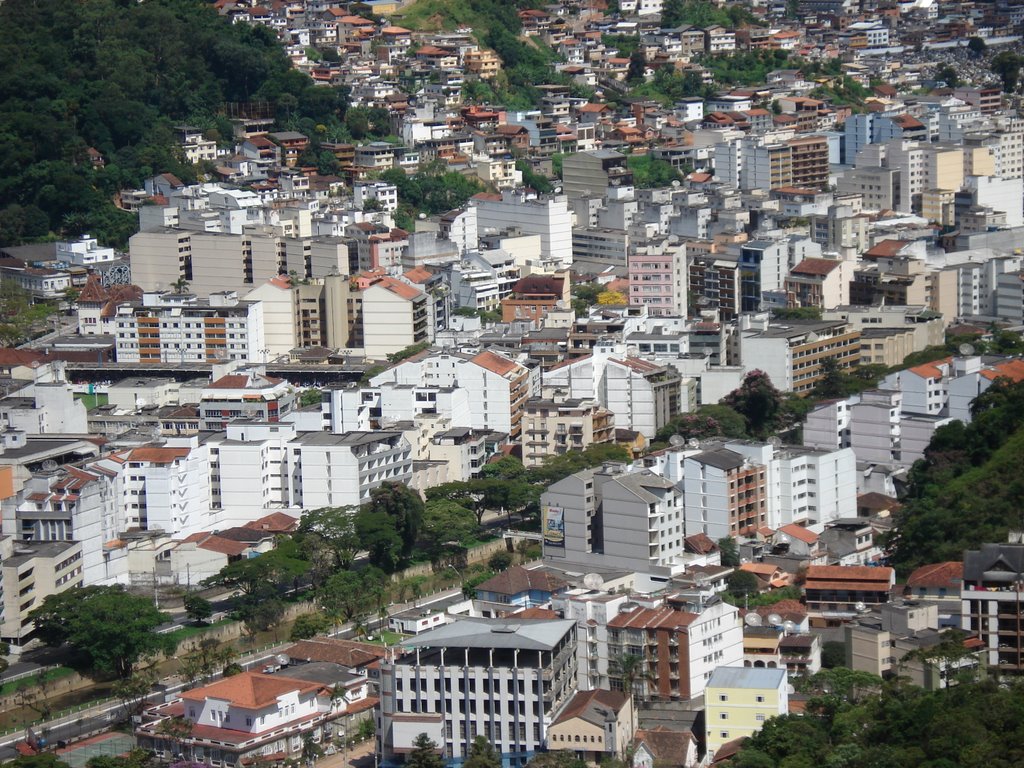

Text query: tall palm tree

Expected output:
[612,653,650,748]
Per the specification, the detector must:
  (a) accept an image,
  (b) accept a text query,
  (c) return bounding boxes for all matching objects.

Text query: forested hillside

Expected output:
[889,378,1024,574]
[728,672,1024,767]
[0,0,344,248]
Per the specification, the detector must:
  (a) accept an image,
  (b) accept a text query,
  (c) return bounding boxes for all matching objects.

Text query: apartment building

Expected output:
[0,539,83,646]
[379,618,578,764]
[552,590,632,691]
[542,352,681,438]
[501,273,571,324]
[520,398,614,468]
[804,565,896,625]
[628,241,687,317]
[784,258,849,309]
[198,372,296,431]
[287,431,413,508]
[472,190,573,268]
[962,541,1024,673]
[739,318,861,394]
[370,350,534,439]
[121,443,211,536]
[361,277,430,357]
[114,291,265,365]
[683,448,769,540]
[705,667,788,756]
[541,464,685,575]
[607,601,743,701]
[561,149,633,200]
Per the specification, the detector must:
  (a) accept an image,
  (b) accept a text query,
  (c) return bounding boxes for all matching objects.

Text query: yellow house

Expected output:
[547,689,633,764]
[704,667,788,757]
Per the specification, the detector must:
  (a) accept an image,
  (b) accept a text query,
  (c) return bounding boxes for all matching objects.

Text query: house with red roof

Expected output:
[137,669,371,766]
[360,276,428,357]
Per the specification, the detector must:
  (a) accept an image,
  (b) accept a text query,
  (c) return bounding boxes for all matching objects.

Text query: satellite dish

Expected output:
[744,613,763,627]
[783,620,797,633]
[275,654,291,667]
[769,436,782,449]
[855,601,867,613]
[136,397,147,408]
[767,613,783,626]
[669,434,686,447]
[583,573,604,590]
[42,460,58,472]
[672,179,681,188]
[959,343,975,356]
[687,438,700,449]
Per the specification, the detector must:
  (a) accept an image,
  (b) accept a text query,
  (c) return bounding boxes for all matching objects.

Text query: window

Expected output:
[718,694,728,702]
[756,714,766,722]
[719,713,728,720]
[755,695,765,703]
[720,731,729,739]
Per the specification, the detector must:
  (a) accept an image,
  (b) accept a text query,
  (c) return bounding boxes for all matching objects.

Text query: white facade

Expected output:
[472,190,573,268]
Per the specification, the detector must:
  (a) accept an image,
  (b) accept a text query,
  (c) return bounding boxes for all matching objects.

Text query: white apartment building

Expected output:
[322,383,473,433]
[199,371,296,431]
[121,442,211,537]
[551,590,631,691]
[115,291,265,365]
[379,618,578,764]
[370,350,534,439]
[287,430,413,508]
[56,236,117,266]
[472,190,573,268]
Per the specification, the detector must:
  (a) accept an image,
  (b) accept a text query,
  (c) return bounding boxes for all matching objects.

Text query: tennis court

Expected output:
[56,732,137,768]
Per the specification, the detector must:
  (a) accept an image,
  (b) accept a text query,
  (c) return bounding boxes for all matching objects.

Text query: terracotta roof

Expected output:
[181,672,321,707]
[470,350,520,377]
[126,447,191,464]
[684,532,717,554]
[475,566,567,596]
[195,535,250,556]
[741,562,783,575]
[402,266,434,284]
[790,258,841,277]
[908,358,950,380]
[0,349,46,368]
[633,726,696,761]
[907,561,963,589]
[552,689,629,727]
[777,523,818,544]
[207,373,282,389]
[244,512,299,532]
[857,491,901,511]
[982,359,1024,383]
[510,274,565,297]
[893,114,925,130]
[514,607,561,619]
[864,239,911,258]
[611,357,662,374]
[78,275,109,304]
[369,276,422,301]
[806,565,893,582]
[753,599,806,623]
[285,638,387,668]
[608,606,696,630]
[805,579,894,591]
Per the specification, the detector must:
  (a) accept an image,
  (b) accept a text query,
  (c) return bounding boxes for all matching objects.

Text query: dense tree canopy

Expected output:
[890,378,1024,573]
[0,0,348,247]
[29,586,173,677]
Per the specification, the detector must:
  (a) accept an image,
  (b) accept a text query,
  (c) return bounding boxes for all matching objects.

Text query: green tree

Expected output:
[183,593,213,625]
[290,612,330,640]
[29,586,173,677]
[718,536,740,567]
[354,507,403,572]
[318,568,387,627]
[821,641,847,669]
[206,540,310,596]
[488,550,514,572]
[967,36,987,56]
[610,653,646,738]
[724,370,787,438]
[627,50,646,83]
[369,482,425,559]
[726,570,760,601]
[299,388,323,407]
[242,598,286,637]
[463,737,501,768]
[406,734,444,768]
[111,675,155,719]
[295,505,361,570]
[422,499,479,552]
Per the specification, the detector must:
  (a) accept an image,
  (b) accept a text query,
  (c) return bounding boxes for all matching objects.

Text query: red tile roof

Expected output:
[471,350,521,377]
[608,606,696,630]
[777,523,819,544]
[181,672,321,707]
[906,561,963,589]
[475,566,567,596]
[126,447,191,464]
[790,258,841,277]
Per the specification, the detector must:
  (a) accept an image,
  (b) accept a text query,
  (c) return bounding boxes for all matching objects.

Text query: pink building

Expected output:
[628,247,685,316]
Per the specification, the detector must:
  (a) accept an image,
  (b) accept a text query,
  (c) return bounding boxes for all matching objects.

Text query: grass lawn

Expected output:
[164,618,233,646]
[363,630,405,646]
[0,666,75,696]
[74,393,108,410]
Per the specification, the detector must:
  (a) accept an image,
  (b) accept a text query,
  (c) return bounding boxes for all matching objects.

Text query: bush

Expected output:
[488,550,513,572]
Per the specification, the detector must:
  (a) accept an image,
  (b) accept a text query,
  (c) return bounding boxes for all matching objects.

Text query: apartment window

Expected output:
[720,731,729,739]
[756,714,766,722]
[719,713,728,720]
[756,695,765,703]
[718,694,728,702]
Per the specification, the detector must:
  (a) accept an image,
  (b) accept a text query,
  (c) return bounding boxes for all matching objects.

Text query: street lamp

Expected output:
[445,563,464,591]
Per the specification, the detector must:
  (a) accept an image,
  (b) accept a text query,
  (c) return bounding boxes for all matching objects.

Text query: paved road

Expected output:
[0,586,465,756]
